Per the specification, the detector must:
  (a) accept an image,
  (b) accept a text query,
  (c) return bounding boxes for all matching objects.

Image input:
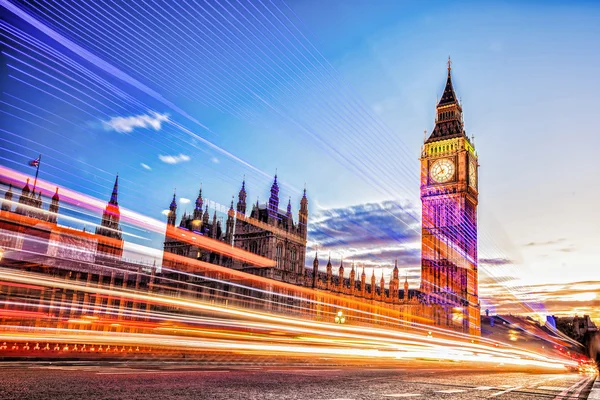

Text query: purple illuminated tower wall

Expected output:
[420,59,480,335]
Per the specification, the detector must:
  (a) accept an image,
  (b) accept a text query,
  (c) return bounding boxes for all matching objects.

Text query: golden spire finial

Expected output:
[447,56,452,72]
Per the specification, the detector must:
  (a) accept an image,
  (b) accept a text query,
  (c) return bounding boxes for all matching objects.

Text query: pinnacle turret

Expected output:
[237,177,247,214]
[21,178,30,196]
[298,186,308,237]
[267,173,279,220]
[96,174,123,243]
[194,186,203,220]
[167,191,177,226]
[202,204,209,225]
[48,187,59,223]
[1,183,13,212]
[312,251,319,289]
[109,175,119,205]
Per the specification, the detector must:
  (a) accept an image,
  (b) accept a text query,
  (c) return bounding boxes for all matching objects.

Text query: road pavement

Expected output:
[0,362,596,400]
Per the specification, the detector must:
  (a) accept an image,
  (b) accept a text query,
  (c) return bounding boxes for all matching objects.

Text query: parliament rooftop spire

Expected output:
[109,175,119,205]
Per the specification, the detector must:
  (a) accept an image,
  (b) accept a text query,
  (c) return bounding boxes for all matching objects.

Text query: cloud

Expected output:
[140,163,152,171]
[371,97,398,116]
[558,247,574,253]
[161,209,170,216]
[159,154,190,164]
[479,258,513,266]
[180,197,190,204]
[479,275,517,285]
[524,238,565,247]
[480,278,600,323]
[211,157,220,164]
[103,112,169,133]
[307,200,420,266]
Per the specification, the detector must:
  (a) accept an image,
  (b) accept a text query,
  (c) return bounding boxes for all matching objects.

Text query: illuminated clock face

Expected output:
[430,158,455,183]
[469,159,477,188]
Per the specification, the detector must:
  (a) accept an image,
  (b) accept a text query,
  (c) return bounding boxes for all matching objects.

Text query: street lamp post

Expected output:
[334,311,346,324]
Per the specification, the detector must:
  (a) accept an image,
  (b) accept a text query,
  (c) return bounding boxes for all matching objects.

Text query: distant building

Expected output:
[554,315,598,341]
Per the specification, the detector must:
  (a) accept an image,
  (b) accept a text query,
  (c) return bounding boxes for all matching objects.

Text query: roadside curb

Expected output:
[589,376,600,400]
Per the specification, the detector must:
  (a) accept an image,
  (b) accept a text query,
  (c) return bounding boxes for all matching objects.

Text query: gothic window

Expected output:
[276,243,283,269]
[250,241,257,254]
[290,247,297,272]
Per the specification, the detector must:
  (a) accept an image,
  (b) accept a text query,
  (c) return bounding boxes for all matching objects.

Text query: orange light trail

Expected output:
[0,267,580,371]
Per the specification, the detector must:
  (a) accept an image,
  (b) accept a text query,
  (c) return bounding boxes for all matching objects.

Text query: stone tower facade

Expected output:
[419,58,480,335]
[95,175,124,258]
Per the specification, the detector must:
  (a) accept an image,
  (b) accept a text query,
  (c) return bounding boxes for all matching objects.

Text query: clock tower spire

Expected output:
[420,58,480,335]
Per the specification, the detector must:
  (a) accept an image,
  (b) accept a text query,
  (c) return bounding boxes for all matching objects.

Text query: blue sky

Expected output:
[1,0,599,319]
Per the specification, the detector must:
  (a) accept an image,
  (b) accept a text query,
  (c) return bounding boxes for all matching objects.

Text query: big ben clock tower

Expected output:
[420,58,480,335]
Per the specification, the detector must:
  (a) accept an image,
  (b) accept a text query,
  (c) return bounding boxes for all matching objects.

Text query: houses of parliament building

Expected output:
[0,60,480,336]
[161,59,480,335]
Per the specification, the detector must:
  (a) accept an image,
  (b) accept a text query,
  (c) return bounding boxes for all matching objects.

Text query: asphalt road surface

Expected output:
[0,362,596,400]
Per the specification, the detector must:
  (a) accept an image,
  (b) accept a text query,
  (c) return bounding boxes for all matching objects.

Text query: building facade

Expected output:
[0,59,481,336]
[161,60,481,335]
[1,174,127,266]
[163,175,308,285]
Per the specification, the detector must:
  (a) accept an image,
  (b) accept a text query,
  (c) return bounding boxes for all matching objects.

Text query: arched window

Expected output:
[250,241,257,254]
[290,247,297,272]
[276,243,283,269]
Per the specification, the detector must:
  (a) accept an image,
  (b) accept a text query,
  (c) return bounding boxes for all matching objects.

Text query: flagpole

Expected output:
[32,154,41,193]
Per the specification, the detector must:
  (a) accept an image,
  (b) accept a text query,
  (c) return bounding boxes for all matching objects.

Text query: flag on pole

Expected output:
[29,157,40,167]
